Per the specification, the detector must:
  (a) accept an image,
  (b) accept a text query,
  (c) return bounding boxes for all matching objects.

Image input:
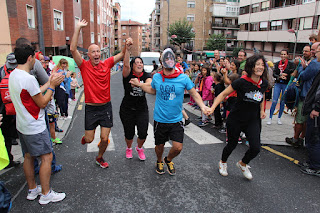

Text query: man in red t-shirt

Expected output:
[70,19,133,168]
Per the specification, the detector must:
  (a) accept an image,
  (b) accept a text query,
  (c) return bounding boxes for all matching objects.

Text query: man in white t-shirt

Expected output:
[8,44,66,205]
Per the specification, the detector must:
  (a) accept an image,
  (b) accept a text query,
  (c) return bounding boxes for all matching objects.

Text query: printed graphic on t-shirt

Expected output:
[160,85,176,101]
[130,80,145,97]
[244,90,263,103]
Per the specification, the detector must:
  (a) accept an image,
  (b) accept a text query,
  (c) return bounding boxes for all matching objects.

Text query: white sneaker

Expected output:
[267,118,272,125]
[277,118,282,125]
[26,185,42,200]
[236,161,253,180]
[219,161,228,176]
[39,190,66,205]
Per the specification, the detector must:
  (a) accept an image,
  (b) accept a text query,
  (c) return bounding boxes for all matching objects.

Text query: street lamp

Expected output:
[288,28,298,59]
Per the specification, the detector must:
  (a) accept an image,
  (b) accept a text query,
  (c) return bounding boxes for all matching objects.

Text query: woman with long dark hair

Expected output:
[208,54,269,180]
[119,55,152,160]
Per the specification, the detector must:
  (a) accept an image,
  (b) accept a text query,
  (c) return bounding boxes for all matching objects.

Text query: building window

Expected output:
[303,0,315,4]
[75,0,79,2]
[97,14,100,24]
[271,20,282,31]
[300,17,313,30]
[250,23,258,31]
[54,10,63,30]
[261,1,270,11]
[259,21,268,31]
[240,5,250,15]
[187,1,195,8]
[123,39,126,43]
[251,3,260,13]
[91,32,94,43]
[122,33,126,36]
[90,10,94,22]
[26,5,35,28]
[187,14,195,22]
[98,33,100,43]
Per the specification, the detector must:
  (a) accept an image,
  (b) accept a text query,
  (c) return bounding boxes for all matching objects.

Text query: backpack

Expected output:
[281,74,301,110]
[0,65,16,115]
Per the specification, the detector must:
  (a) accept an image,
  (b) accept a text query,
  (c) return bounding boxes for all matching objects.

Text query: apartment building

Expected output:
[113,3,121,52]
[121,20,144,57]
[158,0,211,51]
[210,0,240,50]
[238,0,320,61]
[142,24,151,51]
[151,3,161,52]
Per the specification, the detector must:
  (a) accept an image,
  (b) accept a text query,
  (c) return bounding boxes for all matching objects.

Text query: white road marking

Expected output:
[184,123,223,144]
[140,123,172,149]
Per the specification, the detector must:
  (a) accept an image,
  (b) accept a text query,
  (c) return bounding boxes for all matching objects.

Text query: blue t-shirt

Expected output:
[151,73,194,123]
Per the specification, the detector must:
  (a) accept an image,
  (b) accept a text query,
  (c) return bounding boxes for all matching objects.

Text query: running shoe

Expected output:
[136,147,146,161]
[55,128,63,132]
[81,136,87,145]
[300,166,320,177]
[51,138,62,144]
[96,157,109,168]
[198,121,208,127]
[156,161,165,175]
[126,148,133,159]
[39,190,66,205]
[277,118,282,125]
[267,118,272,125]
[219,128,226,134]
[218,161,228,176]
[238,137,242,144]
[236,161,253,180]
[164,157,176,175]
[27,185,42,200]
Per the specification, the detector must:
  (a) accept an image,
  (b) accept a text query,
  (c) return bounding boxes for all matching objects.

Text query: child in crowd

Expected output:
[198,65,214,127]
[212,72,225,129]
[70,72,80,101]
[188,64,201,106]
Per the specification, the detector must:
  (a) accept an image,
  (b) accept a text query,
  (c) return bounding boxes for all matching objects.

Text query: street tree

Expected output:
[206,34,226,51]
[168,18,195,48]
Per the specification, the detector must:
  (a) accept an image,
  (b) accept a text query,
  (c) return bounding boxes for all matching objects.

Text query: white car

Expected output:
[140,52,161,73]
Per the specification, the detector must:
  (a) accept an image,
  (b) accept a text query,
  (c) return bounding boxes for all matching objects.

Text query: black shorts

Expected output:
[119,106,149,140]
[85,102,113,130]
[154,120,184,145]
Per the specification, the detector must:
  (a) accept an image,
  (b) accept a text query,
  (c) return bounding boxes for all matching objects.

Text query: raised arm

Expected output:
[114,38,133,65]
[122,38,133,78]
[70,19,88,67]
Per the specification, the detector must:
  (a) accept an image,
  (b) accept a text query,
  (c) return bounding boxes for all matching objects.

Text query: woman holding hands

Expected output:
[208,55,269,180]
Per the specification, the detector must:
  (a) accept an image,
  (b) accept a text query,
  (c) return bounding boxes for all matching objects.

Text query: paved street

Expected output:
[2,71,320,213]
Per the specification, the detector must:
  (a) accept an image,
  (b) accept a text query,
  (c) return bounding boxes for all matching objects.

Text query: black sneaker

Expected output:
[164,157,176,175]
[285,137,302,148]
[184,119,191,126]
[300,166,320,177]
[156,161,165,175]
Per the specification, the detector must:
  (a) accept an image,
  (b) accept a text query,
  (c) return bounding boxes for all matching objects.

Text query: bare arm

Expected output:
[122,38,133,78]
[129,78,156,95]
[70,19,88,67]
[188,88,210,115]
[32,74,64,108]
[209,85,234,115]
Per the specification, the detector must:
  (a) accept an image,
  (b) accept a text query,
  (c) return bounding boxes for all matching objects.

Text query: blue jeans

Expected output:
[305,116,320,170]
[269,83,287,119]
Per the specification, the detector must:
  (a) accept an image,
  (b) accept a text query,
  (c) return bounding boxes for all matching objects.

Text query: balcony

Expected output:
[212,23,239,29]
[156,21,160,26]
[226,35,237,39]
[155,33,160,38]
[114,34,118,39]
[156,9,160,14]
[156,0,160,4]
[114,25,118,30]
[114,16,118,20]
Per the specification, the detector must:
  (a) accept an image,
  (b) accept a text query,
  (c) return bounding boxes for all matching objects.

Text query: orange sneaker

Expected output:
[97,139,110,147]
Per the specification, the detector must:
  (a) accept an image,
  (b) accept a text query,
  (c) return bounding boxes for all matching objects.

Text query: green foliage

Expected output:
[206,34,226,51]
[168,18,195,46]
[232,45,244,57]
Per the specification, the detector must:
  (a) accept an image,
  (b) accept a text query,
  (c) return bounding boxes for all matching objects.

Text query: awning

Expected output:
[205,52,215,57]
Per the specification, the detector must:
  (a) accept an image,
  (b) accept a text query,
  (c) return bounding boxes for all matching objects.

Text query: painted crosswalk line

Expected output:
[184,123,223,144]
[183,103,202,118]
[87,127,115,152]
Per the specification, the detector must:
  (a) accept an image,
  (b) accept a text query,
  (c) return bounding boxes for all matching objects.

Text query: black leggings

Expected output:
[119,105,149,140]
[222,118,261,164]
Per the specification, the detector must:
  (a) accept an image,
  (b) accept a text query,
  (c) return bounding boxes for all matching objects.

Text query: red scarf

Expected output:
[132,71,143,82]
[241,75,262,88]
[159,63,183,82]
[278,59,288,74]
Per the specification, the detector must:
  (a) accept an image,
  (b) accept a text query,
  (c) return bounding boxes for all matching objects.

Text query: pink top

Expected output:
[202,76,214,101]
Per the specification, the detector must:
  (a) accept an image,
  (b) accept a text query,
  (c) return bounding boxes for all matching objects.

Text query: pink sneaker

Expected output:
[136,147,146,161]
[126,148,133,159]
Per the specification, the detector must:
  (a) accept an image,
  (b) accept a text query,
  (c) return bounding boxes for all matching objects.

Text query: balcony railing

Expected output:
[155,33,160,38]
[226,35,237,39]
[212,23,239,29]
[156,21,160,26]
[156,9,160,14]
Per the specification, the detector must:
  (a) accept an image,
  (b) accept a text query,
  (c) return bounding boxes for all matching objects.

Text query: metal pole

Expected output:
[293,32,297,59]
[36,0,45,54]
[167,0,170,45]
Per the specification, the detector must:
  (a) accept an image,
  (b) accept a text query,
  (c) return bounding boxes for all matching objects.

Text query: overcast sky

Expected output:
[115,0,156,24]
